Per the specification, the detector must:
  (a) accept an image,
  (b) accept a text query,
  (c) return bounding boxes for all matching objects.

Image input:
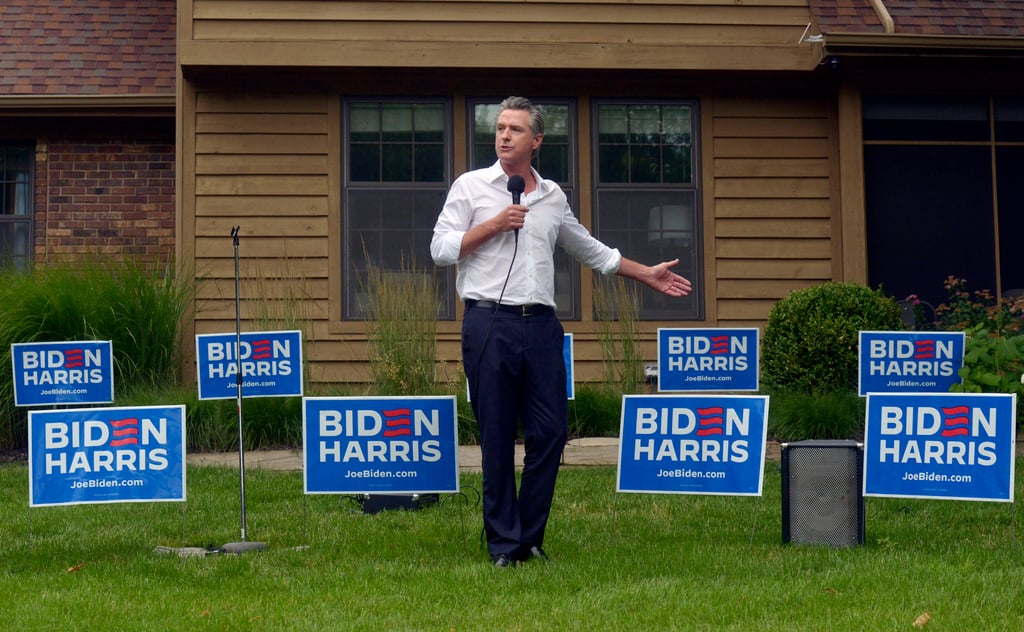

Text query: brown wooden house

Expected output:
[176,0,1024,388]
[7,1,1023,389]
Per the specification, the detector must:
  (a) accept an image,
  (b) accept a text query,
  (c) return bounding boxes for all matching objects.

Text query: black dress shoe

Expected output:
[526,546,550,562]
[492,554,515,568]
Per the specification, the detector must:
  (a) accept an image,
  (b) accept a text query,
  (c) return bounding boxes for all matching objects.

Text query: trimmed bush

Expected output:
[762,282,902,394]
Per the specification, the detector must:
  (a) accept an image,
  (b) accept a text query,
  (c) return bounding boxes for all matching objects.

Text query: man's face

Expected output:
[495,109,542,166]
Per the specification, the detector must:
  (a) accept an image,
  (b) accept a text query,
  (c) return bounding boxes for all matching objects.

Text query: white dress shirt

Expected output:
[431,161,621,308]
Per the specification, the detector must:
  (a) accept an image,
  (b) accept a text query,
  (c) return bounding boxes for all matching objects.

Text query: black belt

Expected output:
[465,299,554,317]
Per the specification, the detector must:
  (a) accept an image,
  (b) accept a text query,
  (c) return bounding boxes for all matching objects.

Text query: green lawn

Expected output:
[1,462,1023,630]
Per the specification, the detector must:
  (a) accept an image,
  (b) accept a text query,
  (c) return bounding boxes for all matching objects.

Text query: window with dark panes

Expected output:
[0,144,33,271]
[863,94,1024,306]
[468,99,580,319]
[343,101,453,319]
[593,102,702,320]
[994,96,1024,296]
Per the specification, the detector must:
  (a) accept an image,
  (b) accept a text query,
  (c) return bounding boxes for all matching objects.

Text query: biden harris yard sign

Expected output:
[617,394,769,495]
[28,405,186,507]
[858,331,965,396]
[657,328,759,392]
[12,340,114,406]
[863,393,1016,502]
[302,396,459,495]
[196,330,303,400]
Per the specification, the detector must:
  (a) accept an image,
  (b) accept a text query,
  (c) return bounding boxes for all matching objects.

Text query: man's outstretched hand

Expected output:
[617,257,693,297]
[645,258,692,297]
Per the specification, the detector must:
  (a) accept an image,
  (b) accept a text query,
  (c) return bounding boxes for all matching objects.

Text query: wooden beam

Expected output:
[179,41,820,72]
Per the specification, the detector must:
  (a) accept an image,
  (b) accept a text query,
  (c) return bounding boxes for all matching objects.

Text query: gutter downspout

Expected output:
[868,0,896,34]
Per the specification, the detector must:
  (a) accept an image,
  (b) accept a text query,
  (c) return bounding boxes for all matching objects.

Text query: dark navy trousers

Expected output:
[462,304,568,560]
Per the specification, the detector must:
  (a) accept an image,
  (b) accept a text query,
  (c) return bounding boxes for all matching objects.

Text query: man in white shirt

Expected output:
[431,96,692,568]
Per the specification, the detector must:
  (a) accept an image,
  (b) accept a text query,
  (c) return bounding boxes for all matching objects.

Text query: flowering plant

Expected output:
[930,276,1024,421]
[934,276,1024,335]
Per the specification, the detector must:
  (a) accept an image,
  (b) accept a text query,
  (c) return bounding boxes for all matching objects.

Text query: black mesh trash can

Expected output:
[781,439,865,547]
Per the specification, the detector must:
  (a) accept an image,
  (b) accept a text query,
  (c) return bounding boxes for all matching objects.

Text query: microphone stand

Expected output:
[221,226,266,554]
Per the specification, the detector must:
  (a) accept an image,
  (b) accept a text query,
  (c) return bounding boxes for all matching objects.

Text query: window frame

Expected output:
[862,93,1024,304]
[0,143,34,271]
[340,98,455,321]
[591,99,704,321]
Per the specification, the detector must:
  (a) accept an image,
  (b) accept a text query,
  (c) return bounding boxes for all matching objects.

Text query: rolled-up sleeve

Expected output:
[431,179,471,267]
[430,226,464,267]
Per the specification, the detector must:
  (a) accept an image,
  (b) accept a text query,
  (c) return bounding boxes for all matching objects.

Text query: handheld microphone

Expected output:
[507,175,525,240]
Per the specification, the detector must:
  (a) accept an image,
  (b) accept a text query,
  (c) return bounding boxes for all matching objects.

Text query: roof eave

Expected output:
[823,32,1024,58]
[0,94,176,114]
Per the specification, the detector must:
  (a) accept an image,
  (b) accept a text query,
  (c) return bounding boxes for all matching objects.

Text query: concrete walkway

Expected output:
[186,437,785,472]
[186,436,621,472]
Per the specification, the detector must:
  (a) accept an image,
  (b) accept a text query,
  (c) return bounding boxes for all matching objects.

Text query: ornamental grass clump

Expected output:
[363,256,441,396]
[767,390,866,442]
[593,275,644,396]
[0,259,194,449]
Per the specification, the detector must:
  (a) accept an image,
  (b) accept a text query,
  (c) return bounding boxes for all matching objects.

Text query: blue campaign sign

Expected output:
[617,394,769,496]
[28,405,186,507]
[564,333,575,400]
[858,331,965,396]
[657,328,759,392]
[863,393,1017,502]
[302,396,459,495]
[11,340,114,406]
[195,330,303,400]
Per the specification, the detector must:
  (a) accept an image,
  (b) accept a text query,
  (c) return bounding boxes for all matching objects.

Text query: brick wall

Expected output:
[34,138,175,266]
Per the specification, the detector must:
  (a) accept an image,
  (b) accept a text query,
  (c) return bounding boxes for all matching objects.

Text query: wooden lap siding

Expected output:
[183,0,818,72]
[190,92,347,383]
[710,96,836,326]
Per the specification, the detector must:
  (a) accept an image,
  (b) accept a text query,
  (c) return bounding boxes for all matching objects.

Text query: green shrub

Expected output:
[950,326,1024,421]
[927,277,1024,421]
[761,282,902,394]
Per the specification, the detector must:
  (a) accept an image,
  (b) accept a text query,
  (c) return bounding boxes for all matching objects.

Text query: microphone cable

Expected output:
[470,231,518,407]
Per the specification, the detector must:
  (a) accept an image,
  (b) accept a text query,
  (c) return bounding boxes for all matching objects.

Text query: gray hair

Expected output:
[498,96,545,137]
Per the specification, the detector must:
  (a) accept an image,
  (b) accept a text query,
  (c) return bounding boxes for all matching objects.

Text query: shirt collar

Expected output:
[485,161,550,197]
